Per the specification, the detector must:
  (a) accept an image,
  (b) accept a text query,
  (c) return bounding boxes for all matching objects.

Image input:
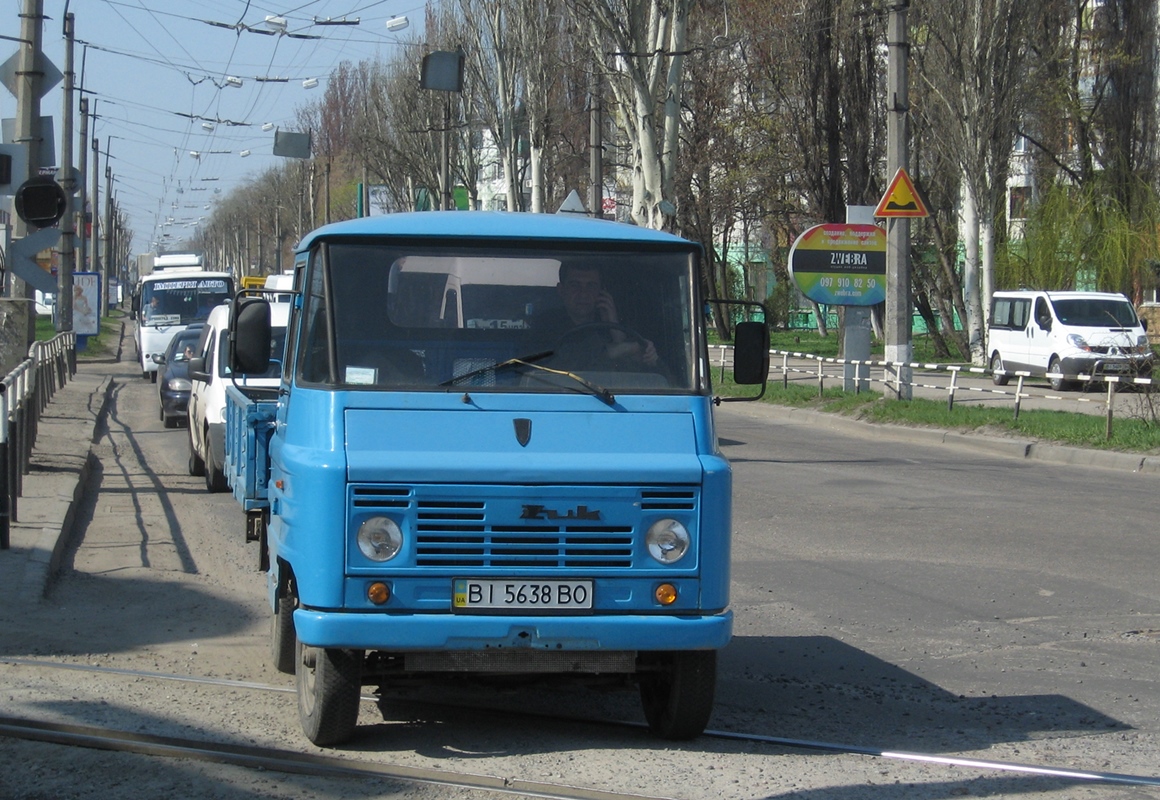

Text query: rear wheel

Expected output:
[638,650,717,740]
[297,644,362,746]
[990,353,1009,386]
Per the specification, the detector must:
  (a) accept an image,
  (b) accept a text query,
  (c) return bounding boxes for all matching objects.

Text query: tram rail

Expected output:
[3,656,1159,792]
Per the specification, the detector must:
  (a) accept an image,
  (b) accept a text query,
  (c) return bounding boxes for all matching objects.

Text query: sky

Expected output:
[2,0,425,258]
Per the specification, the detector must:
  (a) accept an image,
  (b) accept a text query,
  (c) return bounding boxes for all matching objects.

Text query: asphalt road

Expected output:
[1,361,1158,799]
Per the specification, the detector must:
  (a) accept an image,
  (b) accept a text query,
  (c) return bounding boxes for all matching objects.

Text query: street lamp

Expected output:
[420,50,465,210]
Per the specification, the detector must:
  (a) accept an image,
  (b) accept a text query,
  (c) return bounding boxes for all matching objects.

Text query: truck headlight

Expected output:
[646,519,689,564]
[1066,333,1090,351]
[357,516,403,561]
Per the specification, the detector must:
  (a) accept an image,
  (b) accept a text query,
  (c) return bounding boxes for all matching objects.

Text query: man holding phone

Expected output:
[537,264,658,369]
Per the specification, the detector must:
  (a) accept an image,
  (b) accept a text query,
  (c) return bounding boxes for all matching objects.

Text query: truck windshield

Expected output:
[1051,298,1139,328]
[298,241,702,393]
[141,276,234,326]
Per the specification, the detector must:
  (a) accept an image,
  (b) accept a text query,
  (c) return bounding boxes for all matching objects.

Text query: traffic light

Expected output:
[14,176,67,228]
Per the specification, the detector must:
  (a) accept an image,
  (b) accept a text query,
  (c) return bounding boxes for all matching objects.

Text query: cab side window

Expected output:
[1034,297,1052,329]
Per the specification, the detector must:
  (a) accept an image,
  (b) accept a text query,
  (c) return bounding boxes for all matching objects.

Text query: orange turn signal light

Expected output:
[654,583,678,606]
[367,582,391,605]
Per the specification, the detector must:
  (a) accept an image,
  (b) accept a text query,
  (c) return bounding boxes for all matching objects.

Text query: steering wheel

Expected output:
[552,322,651,370]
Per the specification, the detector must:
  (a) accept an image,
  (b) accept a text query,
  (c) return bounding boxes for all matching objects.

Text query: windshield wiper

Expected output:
[439,350,554,387]
[440,350,616,406]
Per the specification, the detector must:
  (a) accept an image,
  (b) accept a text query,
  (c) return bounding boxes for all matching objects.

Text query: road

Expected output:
[1,358,1158,799]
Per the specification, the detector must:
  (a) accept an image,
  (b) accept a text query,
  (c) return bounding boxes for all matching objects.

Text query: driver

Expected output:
[537,264,657,368]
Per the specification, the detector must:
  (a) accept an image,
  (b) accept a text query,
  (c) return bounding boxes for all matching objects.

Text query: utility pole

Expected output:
[90,121,99,277]
[13,0,45,344]
[587,70,602,218]
[103,149,112,311]
[76,96,88,284]
[58,11,75,333]
[884,0,912,399]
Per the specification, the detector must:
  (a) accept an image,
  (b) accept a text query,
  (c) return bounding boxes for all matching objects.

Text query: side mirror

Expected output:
[231,296,272,375]
[733,321,770,385]
[1142,318,1149,332]
[152,354,167,366]
[707,298,769,402]
[188,356,209,383]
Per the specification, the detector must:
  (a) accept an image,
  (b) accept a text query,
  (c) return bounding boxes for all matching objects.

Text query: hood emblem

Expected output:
[514,418,532,447]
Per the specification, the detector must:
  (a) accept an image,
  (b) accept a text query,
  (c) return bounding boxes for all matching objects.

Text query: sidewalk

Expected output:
[0,350,125,608]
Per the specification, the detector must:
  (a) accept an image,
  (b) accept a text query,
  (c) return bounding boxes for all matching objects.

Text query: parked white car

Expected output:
[988,290,1153,391]
[187,301,290,491]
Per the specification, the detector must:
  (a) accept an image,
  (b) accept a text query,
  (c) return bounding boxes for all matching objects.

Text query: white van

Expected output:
[187,301,290,491]
[988,290,1153,391]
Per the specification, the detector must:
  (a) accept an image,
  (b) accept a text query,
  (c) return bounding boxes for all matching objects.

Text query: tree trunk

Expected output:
[961,176,985,365]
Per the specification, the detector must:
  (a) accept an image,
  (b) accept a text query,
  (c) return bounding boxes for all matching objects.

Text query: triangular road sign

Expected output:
[874,167,928,218]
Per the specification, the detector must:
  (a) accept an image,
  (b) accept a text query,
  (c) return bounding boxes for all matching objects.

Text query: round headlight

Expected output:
[357,516,403,562]
[646,519,690,564]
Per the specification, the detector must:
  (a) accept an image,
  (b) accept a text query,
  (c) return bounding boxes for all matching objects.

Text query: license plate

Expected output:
[453,579,593,610]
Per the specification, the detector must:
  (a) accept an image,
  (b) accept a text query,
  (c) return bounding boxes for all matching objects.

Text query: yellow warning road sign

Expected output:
[874,167,928,218]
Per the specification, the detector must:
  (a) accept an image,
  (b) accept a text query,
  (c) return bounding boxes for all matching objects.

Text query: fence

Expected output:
[710,344,1156,439]
[0,332,76,549]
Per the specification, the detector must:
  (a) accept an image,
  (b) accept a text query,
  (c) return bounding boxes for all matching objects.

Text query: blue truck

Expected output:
[223,211,769,746]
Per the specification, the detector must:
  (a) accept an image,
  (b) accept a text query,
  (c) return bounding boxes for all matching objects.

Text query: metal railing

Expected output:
[710,344,1156,439]
[0,332,77,549]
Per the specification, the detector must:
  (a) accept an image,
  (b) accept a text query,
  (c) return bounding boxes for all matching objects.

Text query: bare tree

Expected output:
[917,0,1042,364]
[570,0,691,230]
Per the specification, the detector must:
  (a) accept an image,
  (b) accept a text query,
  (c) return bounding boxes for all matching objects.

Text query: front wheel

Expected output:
[1048,356,1073,392]
[297,644,363,746]
[638,650,717,740]
[990,353,1009,386]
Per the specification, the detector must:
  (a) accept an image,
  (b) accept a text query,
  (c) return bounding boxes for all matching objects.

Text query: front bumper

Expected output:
[160,390,190,418]
[1059,353,1154,378]
[293,609,732,652]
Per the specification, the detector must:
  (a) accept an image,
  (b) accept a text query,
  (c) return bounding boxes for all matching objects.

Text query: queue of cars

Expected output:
[150,275,292,493]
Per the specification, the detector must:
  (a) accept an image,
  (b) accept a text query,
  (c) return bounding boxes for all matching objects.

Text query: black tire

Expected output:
[638,650,717,740]
[1048,356,1072,392]
[188,428,205,477]
[150,371,158,384]
[271,584,298,674]
[163,413,178,429]
[296,644,363,747]
[204,439,228,493]
[990,353,1009,386]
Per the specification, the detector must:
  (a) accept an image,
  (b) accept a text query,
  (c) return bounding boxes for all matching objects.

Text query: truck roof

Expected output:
[296,211,698,253]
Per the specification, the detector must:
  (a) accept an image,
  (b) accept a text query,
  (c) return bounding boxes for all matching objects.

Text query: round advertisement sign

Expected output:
[788,223,886,306]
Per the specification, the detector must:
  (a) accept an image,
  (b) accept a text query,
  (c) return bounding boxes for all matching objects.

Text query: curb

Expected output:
[726,401,1153,474]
